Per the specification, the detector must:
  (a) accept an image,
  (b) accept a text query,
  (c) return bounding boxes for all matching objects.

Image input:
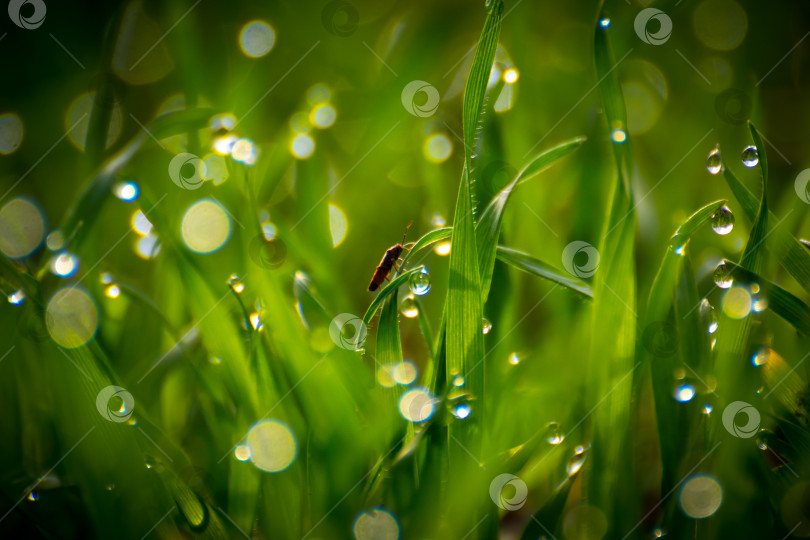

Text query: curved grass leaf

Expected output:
[396,227,452,275]
[644,200,727,496]
[477,137,586,302]
[362,266,427,327]
[495,245,592,299]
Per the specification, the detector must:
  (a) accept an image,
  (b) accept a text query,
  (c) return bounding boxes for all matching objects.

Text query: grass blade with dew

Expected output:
[363,266,428,328]
[396,228,453,276]
[584,7,638,532]
[495,245,593,299]
[642,200,726,497]
[476,137,586,302]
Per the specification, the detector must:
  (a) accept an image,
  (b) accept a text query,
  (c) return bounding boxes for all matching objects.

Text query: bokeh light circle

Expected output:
[245,419,297,472]
[181,200,232,254]
[46,287,99,348]
[239,21,276,58]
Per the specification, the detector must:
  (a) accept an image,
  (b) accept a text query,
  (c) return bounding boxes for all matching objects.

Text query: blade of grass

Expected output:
[495,245,593,299]
[476,137,586,302]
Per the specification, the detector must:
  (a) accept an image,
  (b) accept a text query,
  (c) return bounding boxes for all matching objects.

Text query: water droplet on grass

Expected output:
[702,404,713,415]
[408,268,431,296]
[27,492,38,502]
[674,383,695,402]
[741,145,759,168]
[113,181,139,201]
[751,346,772,366]
[545,422,564,444]
[710,205,734,235]
[706,146,723,175]
[699,298,718,334]
[400,294,418,318]
[610,128,627,144]
[452,374,465,387]
[713,261,733,289]
[228,274,244,293]
[8,289,25,305]
[482,317,492,334]
[452,403,471,419]
[599,17,611,28]
[567,445,589,476]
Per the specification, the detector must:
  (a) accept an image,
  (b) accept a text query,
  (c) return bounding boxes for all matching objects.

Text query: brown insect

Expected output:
[368,222,413,291]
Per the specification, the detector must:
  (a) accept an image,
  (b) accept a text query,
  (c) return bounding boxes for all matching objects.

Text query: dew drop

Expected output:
[452,374,465,387]
[482,317,492,335]
[27,492,38,502]
[710,205,734,235]
[713,261,733,289]
[653,526,666,538]
[433,239,451,256]
[105,284,120,299]
[228,273,244,293]
[113,181,139,201]
[400,294,419,318]
[702,404,713,415]
[8,288,25,305]
[706,146,723,175]
[106,483,115,491]
[545,422,564,445]
[408,268,431,296]
[249,312,263,332]
[599,17,611,28]
[674,383,695,402]
[566,445,589,476]
[741,145,759,168]
[610,128,627,144]
[699,298,718,334]
[508,352,520,365]
[751,346,772,366]
[50,252,79,277]
[452,403,471,419]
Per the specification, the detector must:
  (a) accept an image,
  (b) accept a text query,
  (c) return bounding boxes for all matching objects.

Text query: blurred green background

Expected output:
[1,0,809,538]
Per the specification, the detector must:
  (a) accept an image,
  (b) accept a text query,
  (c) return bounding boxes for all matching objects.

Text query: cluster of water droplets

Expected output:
[707,144,760,175]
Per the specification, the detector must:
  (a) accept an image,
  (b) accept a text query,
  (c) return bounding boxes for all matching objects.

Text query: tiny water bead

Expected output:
[503,68,519,84]
[482,317,492,335]
[699,298,718,334]
[8,289,25,305]
[27,492,38,502]
[433,239,451,256]
[399,294,418,318]
[50,252,79,278]
[599,17,611,28]
[674,383,695,402]
[751,347,773,366]
[610,128,627,144]
[653,527,666,538]
[706,146,723,175]
[508,352,520,365]
[710,205,734,235]
[105,284,120,299]
[106,483,115,491]
[452,403,471,419]
[713,261,733,289]
[452,374,465,387]
[228,274,245,293]
[545,422,564,445]
[566,445,589,476]
[741,145,759,168]
[113,181,139,201]
[408,268,431,296]
[702,404,713,415]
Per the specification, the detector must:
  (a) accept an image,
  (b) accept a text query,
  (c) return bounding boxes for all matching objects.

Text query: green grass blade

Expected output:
[722,168,810,290]
[375,292,403,367]
[495,245,593,299]
[397,228,453,277]
[362,266,427,328]
[476,137,586,301]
